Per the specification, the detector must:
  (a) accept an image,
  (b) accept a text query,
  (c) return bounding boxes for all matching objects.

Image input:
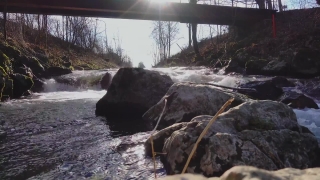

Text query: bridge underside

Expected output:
[0,0,276,25]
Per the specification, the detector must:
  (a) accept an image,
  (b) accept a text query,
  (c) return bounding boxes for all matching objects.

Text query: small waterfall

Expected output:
[42,69,118,92]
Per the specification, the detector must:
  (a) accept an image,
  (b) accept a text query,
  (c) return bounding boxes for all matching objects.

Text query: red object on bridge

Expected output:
[272,14,276,38]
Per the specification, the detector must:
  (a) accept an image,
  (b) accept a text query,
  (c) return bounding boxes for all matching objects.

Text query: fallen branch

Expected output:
[189,82,257,92]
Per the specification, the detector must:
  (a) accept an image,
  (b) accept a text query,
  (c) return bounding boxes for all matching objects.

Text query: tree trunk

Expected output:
[278,0,283,12]
[266,0,272,9]
[190,0,200,57]
[188,24,192,48]
[192,23,200,56]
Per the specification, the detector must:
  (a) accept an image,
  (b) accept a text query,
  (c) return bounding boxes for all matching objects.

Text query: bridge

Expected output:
[0,0,277,26]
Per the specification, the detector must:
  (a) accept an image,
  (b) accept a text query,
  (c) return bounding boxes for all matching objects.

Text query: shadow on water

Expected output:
[104,118,153,138]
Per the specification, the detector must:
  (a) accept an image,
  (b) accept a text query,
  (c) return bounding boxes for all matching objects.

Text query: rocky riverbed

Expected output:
[1,67,320,180]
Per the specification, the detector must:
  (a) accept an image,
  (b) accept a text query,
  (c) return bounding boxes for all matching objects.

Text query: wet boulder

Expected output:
[224,59,245,74]
[95,68,174,119]
[148,101,319,176]
[245,59,269,75]
[280,91,319,109]
[31,78,45,92]
[44,66,72,77]
[237,79,283,100]
[271,76,295,88]
[100,72,112,90]
[261,60,290,76]
[142,82,249,130]
[10,73,34,98]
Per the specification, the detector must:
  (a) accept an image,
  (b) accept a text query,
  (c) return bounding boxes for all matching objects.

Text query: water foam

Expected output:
[294,103,320,139]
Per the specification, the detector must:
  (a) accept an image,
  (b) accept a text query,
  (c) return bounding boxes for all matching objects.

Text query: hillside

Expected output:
[155,8,320,78]
[0,17,121,102]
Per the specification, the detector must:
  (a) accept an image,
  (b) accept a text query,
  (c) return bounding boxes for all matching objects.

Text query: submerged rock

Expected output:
[44,66,72,77]
[100,72,112,90]
[237,76,295,100]
[146,101,319,176]
[160,166,320,180]
[143,82,249,130]
[237,79,283,100]
[270,76,295,88]
[95,68,174,119]
[280,91,319,109]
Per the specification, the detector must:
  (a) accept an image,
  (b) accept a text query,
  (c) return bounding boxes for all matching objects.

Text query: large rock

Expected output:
[145,101,319,176]
[142,82,249,130]
[95,68,174,119]
[160,166,320,180]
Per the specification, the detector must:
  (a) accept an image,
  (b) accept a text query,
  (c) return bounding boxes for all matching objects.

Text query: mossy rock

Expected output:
[0,77,4,100]
[16,55,45,77]
[245,59,269,75]
[0,43,21,60]
[10,74,34,98]
[233,48,250,67]
[0,66,7,77]
[0,50,12,74]
[1,78,13,100]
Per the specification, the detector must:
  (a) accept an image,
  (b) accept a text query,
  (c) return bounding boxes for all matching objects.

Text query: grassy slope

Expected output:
[0,24,118,70]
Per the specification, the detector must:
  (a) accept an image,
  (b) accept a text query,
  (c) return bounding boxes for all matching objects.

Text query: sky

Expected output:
[95,0,213,68]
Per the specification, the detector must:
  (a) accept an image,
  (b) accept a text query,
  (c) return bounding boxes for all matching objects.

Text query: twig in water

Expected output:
[149,92,178,179]
[181,98,234,174]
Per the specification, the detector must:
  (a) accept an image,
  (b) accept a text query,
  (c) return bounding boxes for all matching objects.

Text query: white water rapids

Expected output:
[0,67,319,180]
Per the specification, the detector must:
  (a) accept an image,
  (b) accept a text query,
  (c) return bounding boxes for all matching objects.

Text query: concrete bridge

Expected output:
[0,0,276,26]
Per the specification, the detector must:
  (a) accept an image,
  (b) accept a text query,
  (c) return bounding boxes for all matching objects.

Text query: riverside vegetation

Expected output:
[0,15,133,102]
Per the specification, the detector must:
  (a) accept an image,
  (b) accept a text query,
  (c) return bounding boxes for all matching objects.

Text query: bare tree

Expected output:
[151,21,179,64]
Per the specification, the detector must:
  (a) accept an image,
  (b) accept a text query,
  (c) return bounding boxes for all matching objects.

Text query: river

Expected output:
[0,67,319,180]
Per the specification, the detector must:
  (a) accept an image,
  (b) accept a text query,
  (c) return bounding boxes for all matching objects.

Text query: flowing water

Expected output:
[0,67,319,180]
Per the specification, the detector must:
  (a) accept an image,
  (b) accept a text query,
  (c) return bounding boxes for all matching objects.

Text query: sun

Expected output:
[149,0,183,3]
